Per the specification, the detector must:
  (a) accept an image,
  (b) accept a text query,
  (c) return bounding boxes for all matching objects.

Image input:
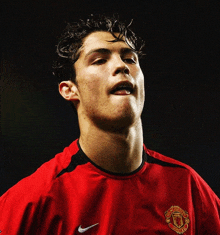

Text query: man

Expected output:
[0,14,219,234]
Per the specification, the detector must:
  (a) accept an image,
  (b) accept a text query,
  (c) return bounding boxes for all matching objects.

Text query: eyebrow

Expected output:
[84,47,138,59]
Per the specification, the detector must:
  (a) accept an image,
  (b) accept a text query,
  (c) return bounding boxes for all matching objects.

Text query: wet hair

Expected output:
[52,14,145,83]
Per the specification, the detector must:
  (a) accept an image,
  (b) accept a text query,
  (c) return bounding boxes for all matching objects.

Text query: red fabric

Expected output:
[0,139,219,234]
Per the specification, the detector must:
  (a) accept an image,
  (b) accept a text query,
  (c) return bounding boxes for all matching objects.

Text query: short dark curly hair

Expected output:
[52,14,145,83]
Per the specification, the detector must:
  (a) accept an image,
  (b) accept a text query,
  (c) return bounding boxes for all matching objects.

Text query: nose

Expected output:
[112,56,130,76]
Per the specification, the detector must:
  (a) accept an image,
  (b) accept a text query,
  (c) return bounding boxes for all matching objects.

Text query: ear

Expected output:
[59,81,79,101]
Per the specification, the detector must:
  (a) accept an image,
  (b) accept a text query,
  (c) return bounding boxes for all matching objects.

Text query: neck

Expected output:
[78,118,143,174]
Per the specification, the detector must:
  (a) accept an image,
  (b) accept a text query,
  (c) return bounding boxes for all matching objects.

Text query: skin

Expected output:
[59,31,145,173]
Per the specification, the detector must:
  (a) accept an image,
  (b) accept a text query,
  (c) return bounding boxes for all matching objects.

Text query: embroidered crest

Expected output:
[165,206,190,234]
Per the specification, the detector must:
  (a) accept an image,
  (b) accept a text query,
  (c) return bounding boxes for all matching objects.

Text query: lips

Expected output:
[110,81,134,95]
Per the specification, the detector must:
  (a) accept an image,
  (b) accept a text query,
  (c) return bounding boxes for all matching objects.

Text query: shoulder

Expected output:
[144,145,220,229]
[143,146,215,191]
[144,146,220,203]
[0,139,80,232]
[144,146,209,185]
[144,146,191,169]
[0,139,79,205]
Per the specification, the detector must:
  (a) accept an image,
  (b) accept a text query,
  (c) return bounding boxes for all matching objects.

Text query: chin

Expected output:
[94,112,140,132]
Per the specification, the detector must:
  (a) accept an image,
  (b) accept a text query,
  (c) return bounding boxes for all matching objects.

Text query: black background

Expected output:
[1,0,220,197]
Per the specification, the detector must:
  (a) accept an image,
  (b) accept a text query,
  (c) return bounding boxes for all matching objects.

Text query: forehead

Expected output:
[79,31,132,56]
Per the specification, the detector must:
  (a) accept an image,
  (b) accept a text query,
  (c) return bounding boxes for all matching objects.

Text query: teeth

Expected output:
[111,82,134,95]
[114,89,131,95]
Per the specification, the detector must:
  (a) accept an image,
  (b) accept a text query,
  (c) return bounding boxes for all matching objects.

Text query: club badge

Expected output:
[165,206,190,234]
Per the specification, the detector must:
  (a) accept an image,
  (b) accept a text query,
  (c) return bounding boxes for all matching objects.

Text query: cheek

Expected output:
[136,70,145,89]
[76,66,109,107]
[82,69,107,97]
[137,71,145,103]
[79,78,103,103]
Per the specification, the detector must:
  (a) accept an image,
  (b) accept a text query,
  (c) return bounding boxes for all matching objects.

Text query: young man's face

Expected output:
[74,31,145,130]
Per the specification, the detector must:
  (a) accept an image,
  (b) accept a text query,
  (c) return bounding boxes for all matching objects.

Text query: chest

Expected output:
[48,173,194,234]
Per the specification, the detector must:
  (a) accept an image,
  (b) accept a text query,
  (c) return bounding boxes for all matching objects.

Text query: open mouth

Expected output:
[110,82,134,95]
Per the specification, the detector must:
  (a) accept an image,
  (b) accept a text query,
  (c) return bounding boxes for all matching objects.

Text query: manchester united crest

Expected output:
[165,206,190,234]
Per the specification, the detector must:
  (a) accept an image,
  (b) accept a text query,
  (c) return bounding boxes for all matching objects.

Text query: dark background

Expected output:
[1,0,220,197]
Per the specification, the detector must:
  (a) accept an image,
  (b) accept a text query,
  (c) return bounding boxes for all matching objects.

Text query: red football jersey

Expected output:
[0,139,219,234]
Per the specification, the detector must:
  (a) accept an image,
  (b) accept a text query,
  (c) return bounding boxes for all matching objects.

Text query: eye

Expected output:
[92,59,107,65]
[123,58,136,64]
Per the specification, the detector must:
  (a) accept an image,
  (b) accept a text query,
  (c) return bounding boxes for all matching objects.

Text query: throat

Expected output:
[78,122,143,174]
